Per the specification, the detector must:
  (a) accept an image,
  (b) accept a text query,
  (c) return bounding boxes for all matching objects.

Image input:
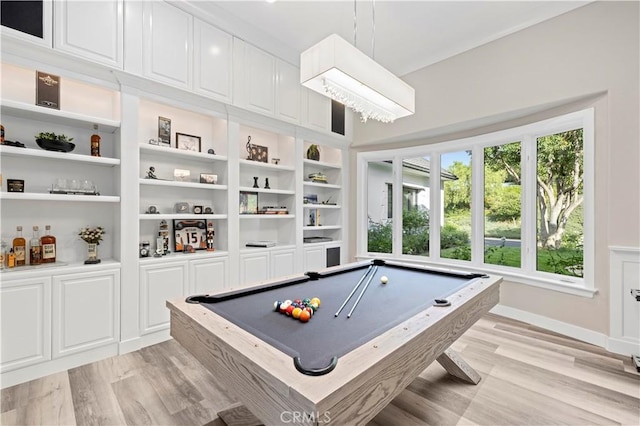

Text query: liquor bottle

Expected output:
[7,248,16,268]
[41,225,56,263]
[30,226,42,265]
[91,124,101,157]
[13,226,26,266]
[1,124,5,143]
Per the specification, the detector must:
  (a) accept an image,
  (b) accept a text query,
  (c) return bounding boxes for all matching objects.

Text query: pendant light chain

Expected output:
[353,0,357,48]
[372,0,376,60]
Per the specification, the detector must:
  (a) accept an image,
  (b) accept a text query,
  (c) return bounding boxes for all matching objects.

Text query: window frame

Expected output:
[357,108,595,297]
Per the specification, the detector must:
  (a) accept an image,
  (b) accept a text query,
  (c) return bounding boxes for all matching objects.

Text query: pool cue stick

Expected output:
[335,265,373,317]
[347,265,378,318]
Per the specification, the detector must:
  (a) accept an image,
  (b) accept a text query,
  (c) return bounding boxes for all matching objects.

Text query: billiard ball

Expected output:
[292,307,303,319]
[274,300,282,311]
[310,297,321,307]
[380,276,388,284]
[299,310,311,322]
[285,305,295,316]
[304,307,314,317]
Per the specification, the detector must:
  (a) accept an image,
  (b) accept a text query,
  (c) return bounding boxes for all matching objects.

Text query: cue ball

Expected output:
[380,276,388,284]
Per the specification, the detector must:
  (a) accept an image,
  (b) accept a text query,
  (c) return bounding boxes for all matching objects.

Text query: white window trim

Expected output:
[357,108,596,297]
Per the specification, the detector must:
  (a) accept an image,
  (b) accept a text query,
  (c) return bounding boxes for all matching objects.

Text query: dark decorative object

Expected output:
[36,71,60,109]
[36,132,75,152]
[193,205,203,214]
[173,219,207,252]
[264,177,270,189]
[306,144,320,161]
[146,205,159,214]
[246,136,268,162]
[146,166,157,179]
[158,117,171,147]
[2,140,25,148]
[7,179,24,192]
[207,148,215,154]
[139,241,150,258]
[252,177,259,188]
[204,206,213,214]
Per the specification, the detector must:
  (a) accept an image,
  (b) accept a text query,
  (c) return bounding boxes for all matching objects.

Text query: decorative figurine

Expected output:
[253,177,259,188]
[207,148,215,154]
[206,222,215,251]
[159,220,170,254]
[146,166,157,179]
[264,177,270,189]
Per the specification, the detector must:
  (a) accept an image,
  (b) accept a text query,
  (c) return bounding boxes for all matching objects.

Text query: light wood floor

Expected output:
[2,314,639,425]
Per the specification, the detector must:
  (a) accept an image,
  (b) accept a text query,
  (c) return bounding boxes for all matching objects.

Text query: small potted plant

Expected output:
[35,132,75,152]
[306,144,320,161]
[79,226,104,264]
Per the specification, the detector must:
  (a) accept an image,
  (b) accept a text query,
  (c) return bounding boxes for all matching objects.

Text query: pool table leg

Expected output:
[217,402,262,426]
[436,348,482,384]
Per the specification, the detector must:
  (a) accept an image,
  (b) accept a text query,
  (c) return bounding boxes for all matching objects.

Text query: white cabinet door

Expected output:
[304,245,326,273]
[143,1,192,89]
[235,39,276,115]
[190,257,228,295]
[239,251,270,286]
[194,18,232,103]
[303,88,332,132]
[140,261,188,334]
[271,248,296,279]
[52,270,120,358]
[275,59,300,123]
[54,0,123,68]
[0,277,51,373]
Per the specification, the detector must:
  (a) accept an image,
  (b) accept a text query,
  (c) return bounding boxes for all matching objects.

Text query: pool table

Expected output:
[167,259,501,425]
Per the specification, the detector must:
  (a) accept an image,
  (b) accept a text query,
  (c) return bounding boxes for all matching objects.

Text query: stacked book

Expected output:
[246,241,277,248]
[259,206,288,214]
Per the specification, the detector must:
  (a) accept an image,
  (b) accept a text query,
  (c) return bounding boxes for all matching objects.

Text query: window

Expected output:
[358,109,594,295]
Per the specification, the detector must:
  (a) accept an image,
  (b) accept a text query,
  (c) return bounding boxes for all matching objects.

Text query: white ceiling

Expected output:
[196,0,589,76]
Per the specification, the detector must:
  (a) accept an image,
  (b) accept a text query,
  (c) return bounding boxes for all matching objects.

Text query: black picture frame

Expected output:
[239,191,258,214]
[158,116,171,147]
[176,132,201,152]
[173,219,207,252]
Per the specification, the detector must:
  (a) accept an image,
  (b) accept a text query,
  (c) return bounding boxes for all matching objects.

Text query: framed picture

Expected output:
[176,133,201,152]
[158,117,171,147]
[239,191,258,214]
[173,219,207,252]
[36,71,60,109]
[200,173,218,184]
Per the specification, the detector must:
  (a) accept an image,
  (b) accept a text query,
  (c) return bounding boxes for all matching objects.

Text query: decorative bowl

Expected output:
[36,138,75,152]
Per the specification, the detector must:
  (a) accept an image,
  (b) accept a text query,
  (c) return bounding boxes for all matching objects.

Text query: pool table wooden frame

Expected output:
[167,260,501,425]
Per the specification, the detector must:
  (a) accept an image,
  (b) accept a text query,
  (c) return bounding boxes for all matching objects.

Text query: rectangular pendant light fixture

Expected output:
[300,34,415,123]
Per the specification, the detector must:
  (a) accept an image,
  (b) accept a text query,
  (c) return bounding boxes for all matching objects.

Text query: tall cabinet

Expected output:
[0,65,122,386]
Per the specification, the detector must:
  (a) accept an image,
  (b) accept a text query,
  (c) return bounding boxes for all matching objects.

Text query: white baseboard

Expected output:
[118,329,172,355]
[1,344,118,389]
[490,304,613,351]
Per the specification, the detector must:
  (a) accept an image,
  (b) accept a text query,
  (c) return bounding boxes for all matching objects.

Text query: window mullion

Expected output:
[430,152,441,260]
[471,146,484,267]
[392,156,403,258]
[521,135,536,274]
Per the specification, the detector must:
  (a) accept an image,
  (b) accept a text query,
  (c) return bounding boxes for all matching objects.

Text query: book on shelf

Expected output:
[246,241,277,248]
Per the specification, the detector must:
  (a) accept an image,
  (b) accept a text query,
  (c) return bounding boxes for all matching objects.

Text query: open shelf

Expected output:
[139,179,227,191]
[0,145,120,166]
[140,143,227,163]
[0,192,120,202]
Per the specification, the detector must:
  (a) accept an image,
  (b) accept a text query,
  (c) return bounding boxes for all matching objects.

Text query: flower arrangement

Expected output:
[79,226,104,245]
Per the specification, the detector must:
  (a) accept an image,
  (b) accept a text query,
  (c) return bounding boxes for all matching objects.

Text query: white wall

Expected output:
[349,1,640,336]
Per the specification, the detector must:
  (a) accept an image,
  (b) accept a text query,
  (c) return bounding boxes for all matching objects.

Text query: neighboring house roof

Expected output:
[401,158,458,181]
